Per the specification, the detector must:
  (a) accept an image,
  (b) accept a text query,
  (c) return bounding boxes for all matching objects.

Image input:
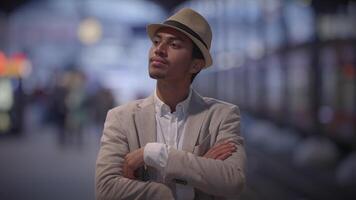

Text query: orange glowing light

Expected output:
[0,51,31,78]
[0,52,6,74]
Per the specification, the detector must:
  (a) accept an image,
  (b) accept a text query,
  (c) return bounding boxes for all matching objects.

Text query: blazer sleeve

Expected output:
[163,106,246,197]
[95,109,174,200]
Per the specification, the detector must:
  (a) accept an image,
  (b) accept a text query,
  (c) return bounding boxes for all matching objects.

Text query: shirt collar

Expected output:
[154,87,192,117]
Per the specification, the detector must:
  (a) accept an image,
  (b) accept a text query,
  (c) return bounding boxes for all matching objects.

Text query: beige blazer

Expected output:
[95,90,246,200]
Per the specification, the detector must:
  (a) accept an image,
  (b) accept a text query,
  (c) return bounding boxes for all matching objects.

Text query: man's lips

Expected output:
[150,57,167,66]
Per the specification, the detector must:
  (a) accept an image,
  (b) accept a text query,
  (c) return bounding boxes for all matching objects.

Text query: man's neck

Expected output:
[156,81,190,112]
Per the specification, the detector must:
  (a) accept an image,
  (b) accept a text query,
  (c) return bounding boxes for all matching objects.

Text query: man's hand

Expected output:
[123,147,145,179]
[203,141,237,160]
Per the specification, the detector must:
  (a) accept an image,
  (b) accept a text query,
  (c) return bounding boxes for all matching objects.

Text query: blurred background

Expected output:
[0,0,355,199]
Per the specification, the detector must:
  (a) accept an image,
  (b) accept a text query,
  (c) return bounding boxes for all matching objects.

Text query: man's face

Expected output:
[148,27,196,83]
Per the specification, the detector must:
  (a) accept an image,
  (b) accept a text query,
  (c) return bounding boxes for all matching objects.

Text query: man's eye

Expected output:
[153,39,160,45]
[170,42,180,48]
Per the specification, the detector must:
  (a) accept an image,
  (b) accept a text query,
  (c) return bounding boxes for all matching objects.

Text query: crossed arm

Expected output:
[123,140,237,179]
[96,107,246,199]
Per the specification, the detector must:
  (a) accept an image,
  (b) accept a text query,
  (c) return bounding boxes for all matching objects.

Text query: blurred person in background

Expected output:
[47,69,68,133]
[88,85,116,125]
[64,69,87,134]
[46,67,91,145]
[96,8,246,200]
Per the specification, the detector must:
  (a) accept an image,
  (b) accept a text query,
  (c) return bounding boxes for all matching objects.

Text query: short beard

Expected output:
[149,71,164,79]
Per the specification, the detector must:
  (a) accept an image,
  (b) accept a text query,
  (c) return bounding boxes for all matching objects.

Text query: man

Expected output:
[96,8,246,200]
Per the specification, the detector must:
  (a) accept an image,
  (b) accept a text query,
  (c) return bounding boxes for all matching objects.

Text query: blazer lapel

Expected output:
[182,90,208,152]
[134,95,157,147]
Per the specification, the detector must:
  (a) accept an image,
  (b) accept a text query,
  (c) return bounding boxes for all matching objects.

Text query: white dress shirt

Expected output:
[144,88,195,200]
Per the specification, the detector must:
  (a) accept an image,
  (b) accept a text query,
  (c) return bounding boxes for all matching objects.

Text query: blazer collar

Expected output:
[182,89,208,152]
[134,94,156,148]
[134,90,208,152]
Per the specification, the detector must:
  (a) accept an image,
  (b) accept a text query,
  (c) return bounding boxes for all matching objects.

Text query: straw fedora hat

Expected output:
[147,8,213,68]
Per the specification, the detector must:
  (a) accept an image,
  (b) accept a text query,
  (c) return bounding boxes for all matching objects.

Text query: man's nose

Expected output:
[154,42,167,56]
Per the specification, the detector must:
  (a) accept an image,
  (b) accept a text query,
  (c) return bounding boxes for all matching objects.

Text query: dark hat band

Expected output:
[163,20,208,49]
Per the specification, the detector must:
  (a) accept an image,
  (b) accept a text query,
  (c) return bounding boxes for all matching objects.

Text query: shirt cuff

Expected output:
[144,143,169,171]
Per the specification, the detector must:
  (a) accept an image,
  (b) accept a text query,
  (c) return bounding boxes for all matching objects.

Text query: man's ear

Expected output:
[190,59,204,74]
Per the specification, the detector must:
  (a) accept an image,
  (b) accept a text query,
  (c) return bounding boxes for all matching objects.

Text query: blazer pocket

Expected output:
[193,134,211,156]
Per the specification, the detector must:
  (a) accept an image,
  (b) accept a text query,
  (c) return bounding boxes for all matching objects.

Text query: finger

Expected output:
[205,140,235,154]
[128,170,135,179]
[214,141,236,150]
[209,142,235,155]
[207,143,230,155]
[204,142,234,158]
[123,166,135,179]
[124,149,144,171]
[216,152,233,160]
[125,155,138,169]
[123,161,134,178]
[215,143,236,154]
[203,152,214,159]
[204,144,220,155]
[123,163,129,178]
[209,144,236,159]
